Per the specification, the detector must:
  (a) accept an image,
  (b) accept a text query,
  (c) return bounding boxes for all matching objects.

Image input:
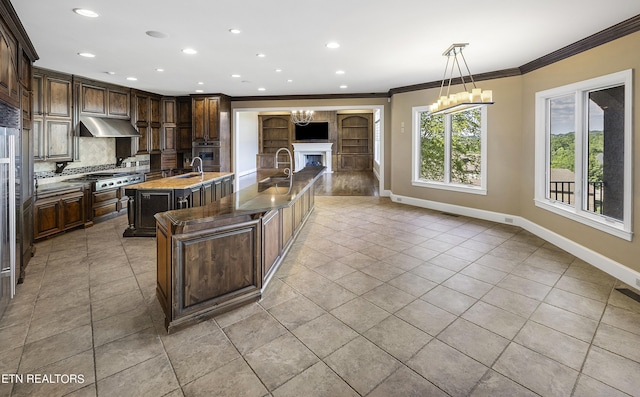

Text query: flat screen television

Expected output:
[294,122,329,141]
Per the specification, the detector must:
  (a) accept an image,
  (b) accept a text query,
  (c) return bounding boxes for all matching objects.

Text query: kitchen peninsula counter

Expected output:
[155,166,325,333]
[123,172,234,237]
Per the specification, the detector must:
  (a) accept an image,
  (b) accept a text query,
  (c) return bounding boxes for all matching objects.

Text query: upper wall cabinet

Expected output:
[191,95,230,142]
[32,69,73,161]
[161,98,176,152]
[0,19,19,107]
[192,94,231,171]
[132,90,162,154]
[77,81,130,119]
[176,96,192,152]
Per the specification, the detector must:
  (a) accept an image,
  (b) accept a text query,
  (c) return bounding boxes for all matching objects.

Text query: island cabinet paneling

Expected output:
[157,216,262,331]
[280,205,294,249]
[262,210,281,282]
[182,223,260,308]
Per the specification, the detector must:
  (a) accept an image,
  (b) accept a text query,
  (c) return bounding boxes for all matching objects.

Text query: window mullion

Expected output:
[573,92,585,214]
[444,115,451,183]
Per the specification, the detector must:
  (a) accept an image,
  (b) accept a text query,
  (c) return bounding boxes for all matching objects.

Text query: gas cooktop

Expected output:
[65,172,145,191]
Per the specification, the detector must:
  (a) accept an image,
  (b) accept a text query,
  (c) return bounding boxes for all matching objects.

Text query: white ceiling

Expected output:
[12,0,640,97]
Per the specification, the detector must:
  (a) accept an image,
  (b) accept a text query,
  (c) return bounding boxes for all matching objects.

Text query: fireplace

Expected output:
[292,142,333,173]
[305,155,323,167]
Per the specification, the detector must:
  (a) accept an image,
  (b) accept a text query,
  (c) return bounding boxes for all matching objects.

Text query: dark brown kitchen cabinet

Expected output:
[0,18,19,107]
[77,81,130,118]
[192,94,230,142]
[34,190,85,240]
[92,187,127,223]
[191,94,231,171]
[176,96,192,152]
[133,91,162,154]
[32,69,74,161]
[162,98,176,151]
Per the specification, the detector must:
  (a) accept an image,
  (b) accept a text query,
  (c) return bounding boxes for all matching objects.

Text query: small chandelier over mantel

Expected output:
[291,110,314,126]
[429,43,493,115]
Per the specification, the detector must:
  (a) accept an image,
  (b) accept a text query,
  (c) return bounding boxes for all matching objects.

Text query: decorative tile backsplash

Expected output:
[34,137,149,181]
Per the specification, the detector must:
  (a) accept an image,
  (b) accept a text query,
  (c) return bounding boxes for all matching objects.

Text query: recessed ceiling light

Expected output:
[146,31,168,39]
[126,77,137,81]
[197,82,204,85]
[229,28,241,34]
[287,79,293,83]
[326,42,340,49]
[195,89,204,93]
[182,48,197,55]
[256,53,266,58]
[258,87,266,91]
[73,8,98,18]
[105,71,116,75]
[340,85,348,89]
[155,68,164,72]
[77,52,95,58]
[231,74,241,78]
[335,70,345,75]
[275,69,282,73]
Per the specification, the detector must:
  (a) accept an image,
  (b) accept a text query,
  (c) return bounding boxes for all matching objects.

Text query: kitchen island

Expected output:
[123,172,234,237]
[155,166,324,333]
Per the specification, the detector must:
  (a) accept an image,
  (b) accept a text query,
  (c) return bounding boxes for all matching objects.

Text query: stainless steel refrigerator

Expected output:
[0,106,19,319]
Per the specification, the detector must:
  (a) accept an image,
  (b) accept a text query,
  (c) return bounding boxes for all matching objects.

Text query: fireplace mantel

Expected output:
[292,142,333,173]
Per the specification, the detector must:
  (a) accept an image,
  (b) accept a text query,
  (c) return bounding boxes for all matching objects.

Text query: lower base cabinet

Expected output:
[92,187,127,223]
[34,190,85,240]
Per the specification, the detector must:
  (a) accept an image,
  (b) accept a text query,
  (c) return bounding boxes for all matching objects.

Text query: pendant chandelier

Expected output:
[291,110,314,126]
[430,43,493,115]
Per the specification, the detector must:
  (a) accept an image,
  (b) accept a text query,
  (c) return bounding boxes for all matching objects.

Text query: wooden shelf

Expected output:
[338,114,373,171]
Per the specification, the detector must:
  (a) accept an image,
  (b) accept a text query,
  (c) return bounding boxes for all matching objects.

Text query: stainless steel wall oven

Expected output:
[192,141,221,172]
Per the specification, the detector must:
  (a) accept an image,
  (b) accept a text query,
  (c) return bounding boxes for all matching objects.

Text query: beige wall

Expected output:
[389,31,640,274]
[390,76,523,216]
[519,31,640,273]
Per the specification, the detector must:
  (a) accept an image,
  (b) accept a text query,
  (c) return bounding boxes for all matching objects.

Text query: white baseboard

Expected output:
[390,193,640,289]
[237,168,257,177]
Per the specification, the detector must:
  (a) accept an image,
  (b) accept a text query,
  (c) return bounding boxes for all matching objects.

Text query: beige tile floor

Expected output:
[1,196,640,396]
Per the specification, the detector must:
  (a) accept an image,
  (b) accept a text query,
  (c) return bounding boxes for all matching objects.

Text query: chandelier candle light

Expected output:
[291,110,314,126]
[429,43,493,114]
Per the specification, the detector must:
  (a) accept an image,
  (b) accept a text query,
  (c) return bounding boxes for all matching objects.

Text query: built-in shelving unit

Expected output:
[338,113,373,171]
[259,115,292,154]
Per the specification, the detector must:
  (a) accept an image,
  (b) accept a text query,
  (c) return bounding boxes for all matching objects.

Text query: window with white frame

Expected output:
[374,109,381,164]
[413,106,487,194]
[534,69,632,240]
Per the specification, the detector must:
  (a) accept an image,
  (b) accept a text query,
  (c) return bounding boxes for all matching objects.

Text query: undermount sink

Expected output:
[175,173,202,179]
[259,175,291,184]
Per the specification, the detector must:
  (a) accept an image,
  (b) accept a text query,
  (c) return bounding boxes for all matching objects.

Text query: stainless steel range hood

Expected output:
[79,116,141,138]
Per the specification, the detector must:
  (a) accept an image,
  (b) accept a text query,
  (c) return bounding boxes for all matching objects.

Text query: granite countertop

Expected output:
[126,172,234,190]
[156,166,325,227]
